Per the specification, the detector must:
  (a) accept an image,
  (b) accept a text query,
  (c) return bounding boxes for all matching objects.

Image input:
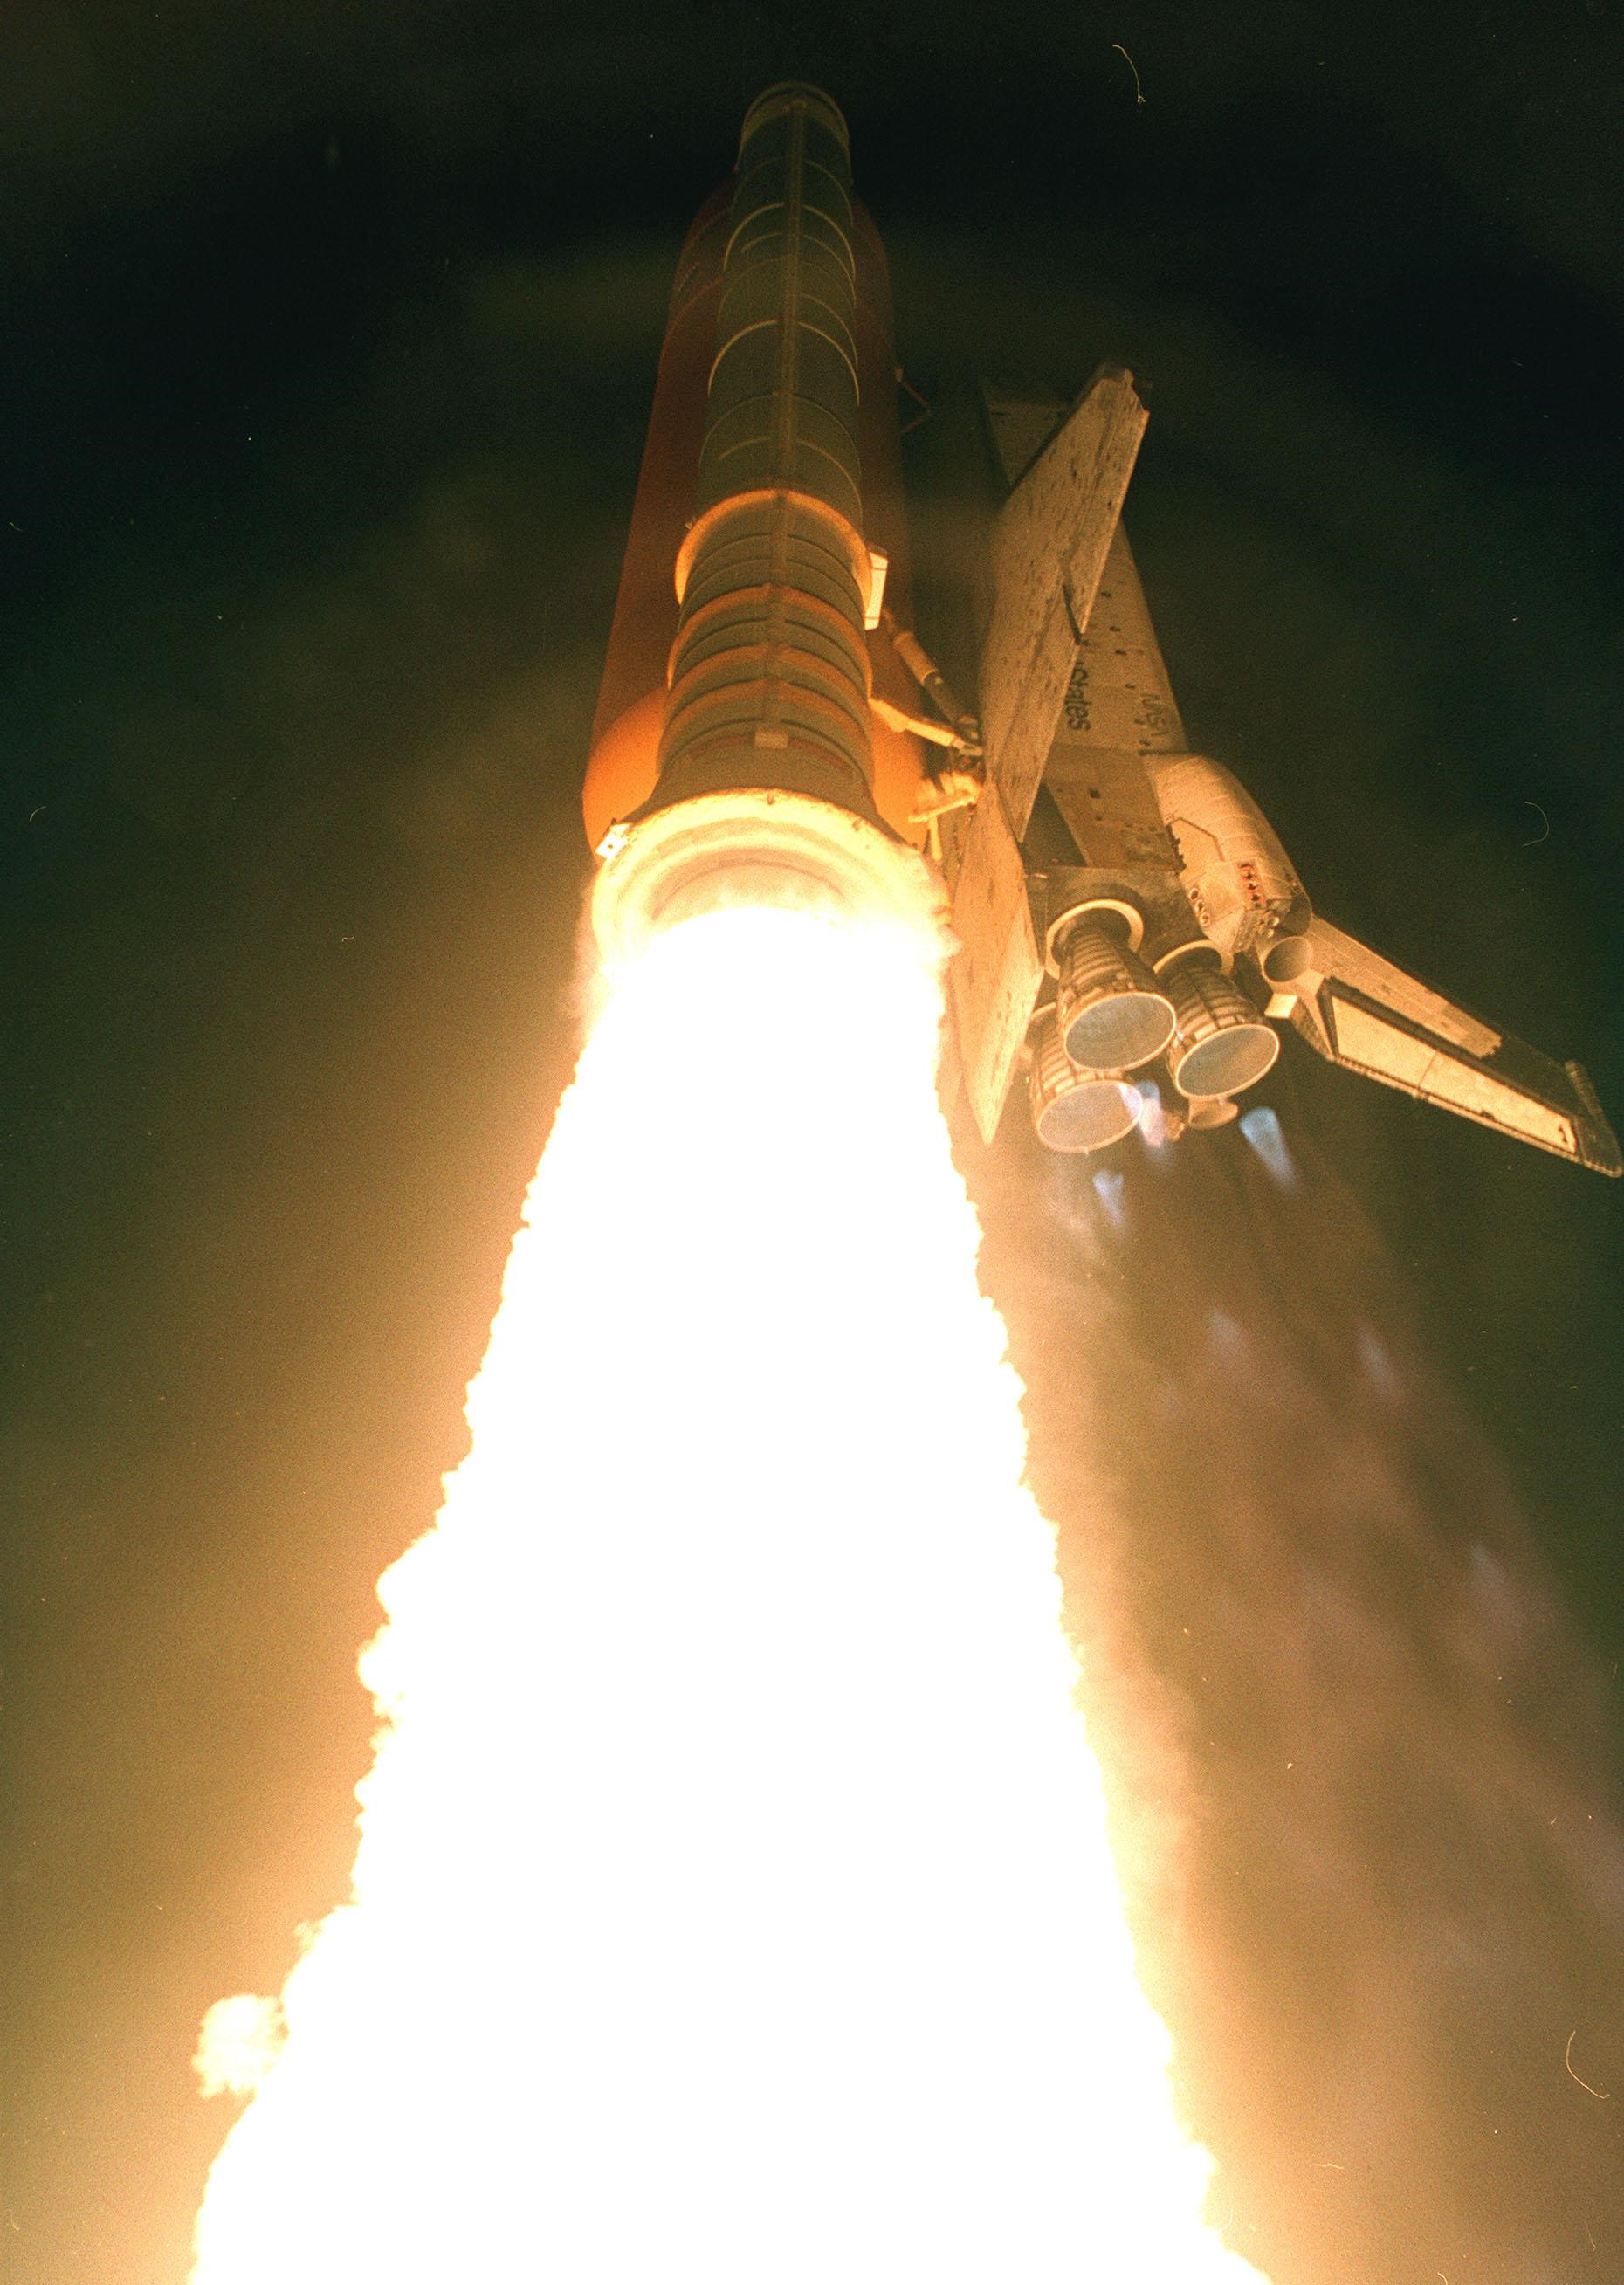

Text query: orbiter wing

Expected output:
[1264,919,1621,1174]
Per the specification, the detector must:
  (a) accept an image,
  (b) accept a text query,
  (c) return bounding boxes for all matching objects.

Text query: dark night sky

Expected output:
[3,4,1622,2282]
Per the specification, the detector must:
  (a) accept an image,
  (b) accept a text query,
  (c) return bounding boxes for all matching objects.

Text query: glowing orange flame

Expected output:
[190,902,1268,2282]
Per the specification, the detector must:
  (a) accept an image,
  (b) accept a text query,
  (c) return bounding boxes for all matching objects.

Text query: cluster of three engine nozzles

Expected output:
[1030,915,1280,1153]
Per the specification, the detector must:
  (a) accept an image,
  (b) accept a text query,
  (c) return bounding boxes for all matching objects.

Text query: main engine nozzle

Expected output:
[1160,950,1279,1099]
[592,84,932,962]
[1052,914,1177,1073]
[1028,1007,1144,1153]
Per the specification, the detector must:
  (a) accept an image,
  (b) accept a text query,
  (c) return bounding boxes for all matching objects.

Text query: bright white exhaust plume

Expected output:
[190,901,1267,2283]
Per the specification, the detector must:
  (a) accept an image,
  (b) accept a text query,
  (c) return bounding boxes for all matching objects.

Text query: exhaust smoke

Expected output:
[993,1108,1624,2284]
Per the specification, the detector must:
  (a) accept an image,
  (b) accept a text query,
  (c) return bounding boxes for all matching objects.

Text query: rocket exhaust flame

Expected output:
[189,897,1268,2282]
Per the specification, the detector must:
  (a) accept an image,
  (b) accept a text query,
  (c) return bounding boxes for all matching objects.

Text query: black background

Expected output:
[3,3,1621,2281]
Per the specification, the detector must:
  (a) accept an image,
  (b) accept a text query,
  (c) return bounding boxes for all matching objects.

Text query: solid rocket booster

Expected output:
[588,85,936,961]
[654,83,877,822]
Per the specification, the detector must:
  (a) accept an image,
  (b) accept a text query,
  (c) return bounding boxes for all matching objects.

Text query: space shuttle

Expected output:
[584,82,1620,1177]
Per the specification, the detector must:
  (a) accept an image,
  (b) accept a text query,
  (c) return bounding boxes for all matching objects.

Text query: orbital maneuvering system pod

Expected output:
[585,84,1620,1176]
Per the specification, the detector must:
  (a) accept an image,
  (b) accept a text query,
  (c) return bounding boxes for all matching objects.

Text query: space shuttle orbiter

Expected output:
[583,83,1619,1177]
[936,375,1620,1172]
